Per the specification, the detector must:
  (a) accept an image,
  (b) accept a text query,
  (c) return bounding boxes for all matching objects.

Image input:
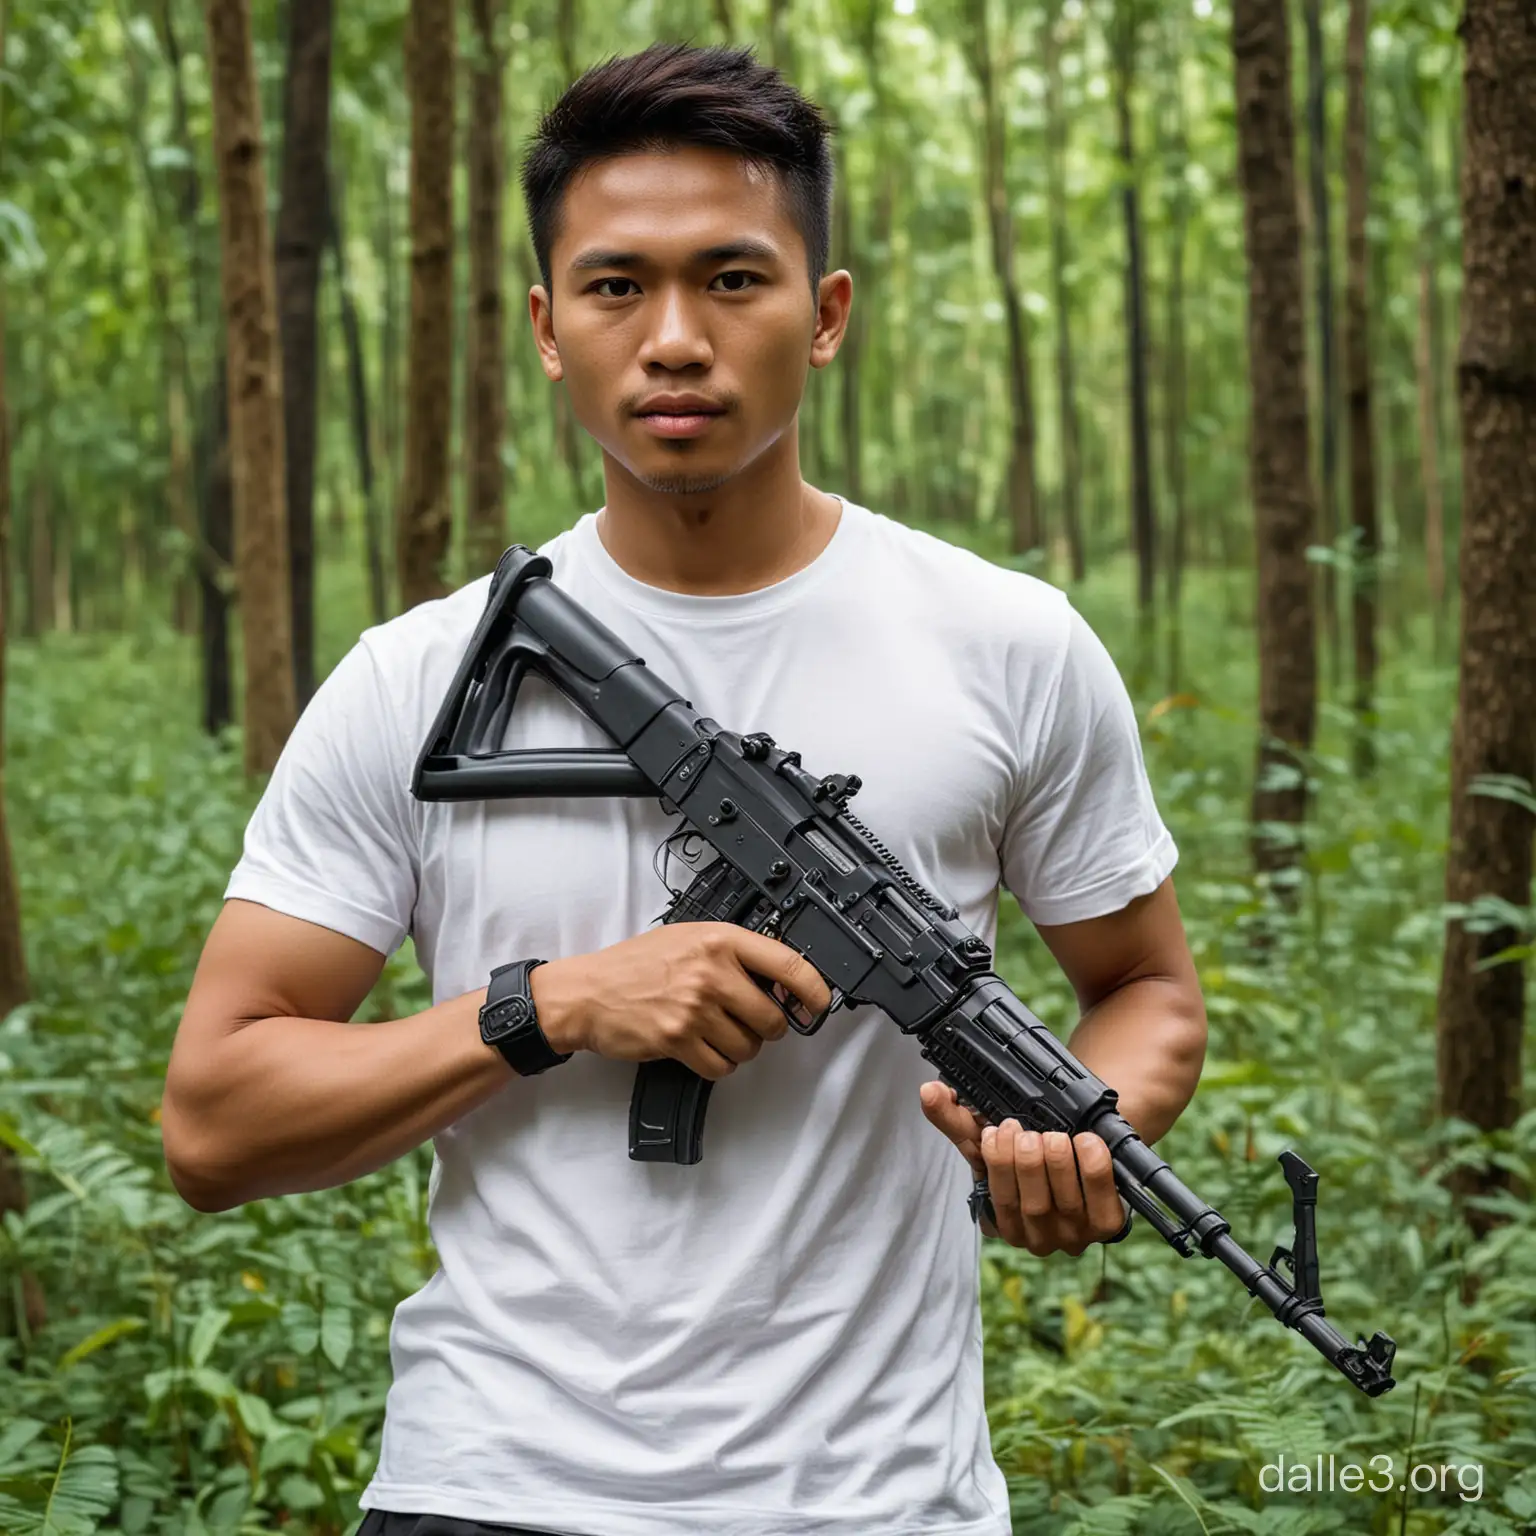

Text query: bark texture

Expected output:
[465,0,507,578]
[399,0,456,609]
[1343,0,1379,774]
[329,174,388,627]
[0,290,27,1018]
[1302,0,1341,681]
[1233,0,1318,880]
[1114,0,1157,616]
[1434,0,1536,1228]
[966,0,1039,556]
[198,365,235,738]
[1043,0,1084,582]
[205,0,297,775]
[274,0,333,707]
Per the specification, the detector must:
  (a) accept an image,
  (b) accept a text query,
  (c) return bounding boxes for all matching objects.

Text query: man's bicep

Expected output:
[163,902,388,1178]
[1033,877,1199,1013]
[184,899,389,1034]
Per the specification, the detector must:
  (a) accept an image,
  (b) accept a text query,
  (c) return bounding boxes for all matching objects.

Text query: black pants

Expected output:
[358,1512,572,1536]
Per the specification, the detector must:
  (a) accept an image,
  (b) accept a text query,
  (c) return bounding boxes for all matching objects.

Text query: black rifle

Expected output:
[411,545,1397,1399]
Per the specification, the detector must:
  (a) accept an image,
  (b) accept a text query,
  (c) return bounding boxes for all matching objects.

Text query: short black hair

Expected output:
[520,42,836,295]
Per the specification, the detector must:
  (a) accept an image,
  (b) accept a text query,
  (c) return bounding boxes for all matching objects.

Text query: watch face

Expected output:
[488,996,531,1040]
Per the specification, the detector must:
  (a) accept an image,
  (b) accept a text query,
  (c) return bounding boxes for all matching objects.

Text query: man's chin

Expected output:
[637,468,734,496]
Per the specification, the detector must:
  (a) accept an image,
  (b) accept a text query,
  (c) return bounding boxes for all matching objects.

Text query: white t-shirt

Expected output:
[225,499,1177,1536]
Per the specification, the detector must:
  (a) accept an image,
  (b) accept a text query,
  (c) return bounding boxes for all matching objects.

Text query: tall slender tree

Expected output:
[329,170,388,627]
[1232,0,1318,883]
[1301,0,1340,685]
[1434,0,1536,1233]
[1158,2,1192,684]
[1042,0,1085,583]
[0,300,25,1019]
[1343,0,1379,774]
[274,0,333,707]
[465,0,507,579]
[398,0,457,608]
[0,4,44,1342]
[963,0,1040,557]
[205,0,297,775]
[1112,0,1157,624]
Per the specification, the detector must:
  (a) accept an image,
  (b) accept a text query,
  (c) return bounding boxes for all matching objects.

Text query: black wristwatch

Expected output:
[479,959,572,1076]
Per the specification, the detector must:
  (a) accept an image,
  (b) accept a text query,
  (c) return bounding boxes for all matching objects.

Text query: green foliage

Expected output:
[2,559,1531,1535]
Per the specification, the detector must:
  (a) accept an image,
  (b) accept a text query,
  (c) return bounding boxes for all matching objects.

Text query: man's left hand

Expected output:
[919,1081,1127,1255]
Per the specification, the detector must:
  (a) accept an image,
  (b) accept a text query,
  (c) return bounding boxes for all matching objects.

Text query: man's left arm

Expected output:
[919,876,1206,1254]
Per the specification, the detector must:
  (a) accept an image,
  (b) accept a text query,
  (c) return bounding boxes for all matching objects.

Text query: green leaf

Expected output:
[281,1301,320,1356]
[1469,772,1536,816]
[56,1317,146,1372]
[320,1306,354,1370]
[276,1474,325,1513]
[188,1307,231,1369]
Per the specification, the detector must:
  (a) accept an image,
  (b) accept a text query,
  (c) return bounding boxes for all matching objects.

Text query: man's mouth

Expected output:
[636,405,725,440]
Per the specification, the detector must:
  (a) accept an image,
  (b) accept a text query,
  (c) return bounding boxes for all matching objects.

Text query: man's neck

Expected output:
[594,432,843,597]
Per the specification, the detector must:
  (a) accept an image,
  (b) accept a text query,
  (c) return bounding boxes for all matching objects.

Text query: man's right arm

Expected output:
[161,898,524,1212]
[161,900,824,1213]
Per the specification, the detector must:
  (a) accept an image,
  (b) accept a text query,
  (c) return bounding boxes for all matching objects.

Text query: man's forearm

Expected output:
[1064,974,1207,1144]
[163,988,513,1211]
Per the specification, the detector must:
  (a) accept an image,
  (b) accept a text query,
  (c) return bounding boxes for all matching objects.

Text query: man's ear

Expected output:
[529,284,563,382]
[810,269,854,371]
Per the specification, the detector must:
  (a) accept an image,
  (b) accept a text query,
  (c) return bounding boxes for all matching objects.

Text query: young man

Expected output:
[162,42,1206,1536]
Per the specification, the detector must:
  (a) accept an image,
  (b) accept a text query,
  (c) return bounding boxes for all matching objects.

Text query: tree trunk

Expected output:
[274,0,333,708]
[465,0,507,579]
[399,0,456,609]
[1159,4,1191,687]
[0,254,43,1342]
[1114,0,1157,620]
[1343,0,1379,776]
[198,366,235,738]
[1233,0,1319,884]
[0,294,27,1019]
[1302,0,1341,689]
[167,372,199,635]
[329,171,388,628]
[206,0,297,775]
[1043,0,1084,583]
[1418,255,1447,656]
[24,475,52,638]
[1434,0,1536,1235]
[966,0,1039,558]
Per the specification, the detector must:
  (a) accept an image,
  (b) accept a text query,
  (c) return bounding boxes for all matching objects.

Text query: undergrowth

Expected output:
[2,555,1532,1535]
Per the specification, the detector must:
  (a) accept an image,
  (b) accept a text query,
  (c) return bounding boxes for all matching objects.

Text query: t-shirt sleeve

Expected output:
[1000,602,1177,927]
[223,638,418,957]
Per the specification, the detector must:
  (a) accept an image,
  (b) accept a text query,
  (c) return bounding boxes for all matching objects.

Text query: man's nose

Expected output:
[638,284,713,371]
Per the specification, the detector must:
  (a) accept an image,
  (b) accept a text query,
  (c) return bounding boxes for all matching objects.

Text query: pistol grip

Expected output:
[629,1058,715,1164]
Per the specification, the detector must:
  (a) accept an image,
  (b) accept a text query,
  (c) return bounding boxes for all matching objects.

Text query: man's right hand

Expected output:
[531,923,832,1081]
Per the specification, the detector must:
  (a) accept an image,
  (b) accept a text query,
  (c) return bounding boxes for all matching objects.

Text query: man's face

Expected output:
[529,146,850,496]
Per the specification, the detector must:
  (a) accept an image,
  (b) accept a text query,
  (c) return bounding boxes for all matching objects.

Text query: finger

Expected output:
[681,1032,739,1081]
[982,1120,1024,1241]
[1073,1134,1127,1237]
[1040,1131,1085,1218]
[716,969,793,1041]
[1010,1125,1055,1220]
[919,1082,987,1173]
[700,1005,768,1069]
[723,928,833,1017]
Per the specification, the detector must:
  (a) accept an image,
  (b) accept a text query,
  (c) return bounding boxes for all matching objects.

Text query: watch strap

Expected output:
[480,959,571,1076]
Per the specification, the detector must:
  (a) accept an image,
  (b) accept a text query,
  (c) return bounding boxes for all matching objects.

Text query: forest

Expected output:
[1,0,1533,1531]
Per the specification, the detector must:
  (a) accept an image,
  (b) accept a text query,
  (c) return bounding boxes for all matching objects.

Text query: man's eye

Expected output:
[591,277,638,299]
[711,271,759,293]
